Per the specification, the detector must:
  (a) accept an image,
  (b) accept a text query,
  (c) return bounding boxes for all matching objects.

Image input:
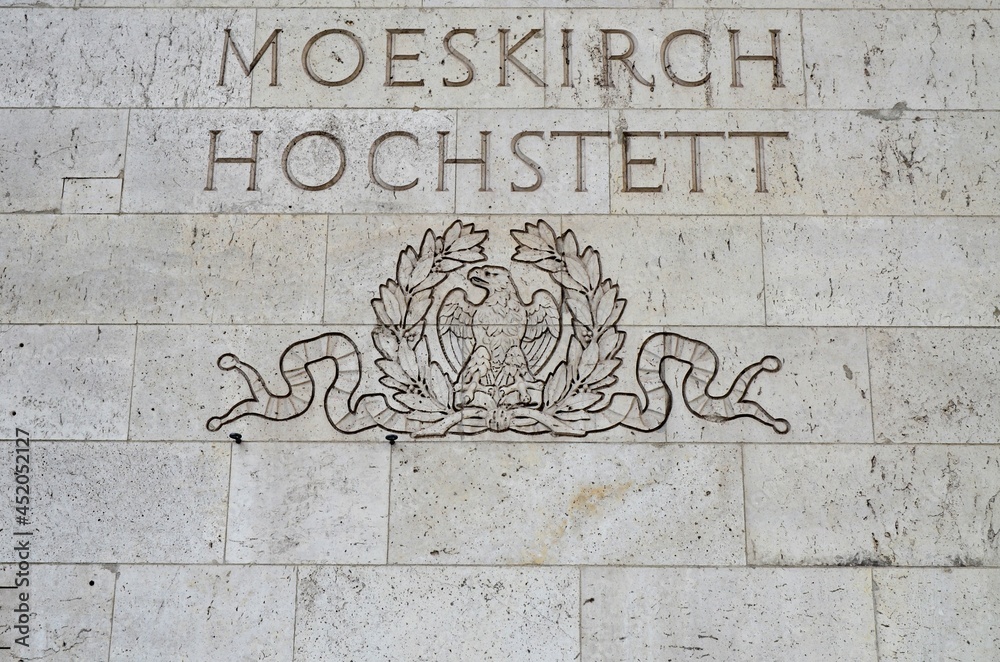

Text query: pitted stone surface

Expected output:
[0,442,229,564]
[0,110,127,213]
[870,328,1000,444]
[804,11,1000,110]
[389,442,745,565]
[227,442,390,564]
[0,325,135,440]
[583,567,878,661]
[0,564,115,660]
[0,9,254,108]
[745,444,1000,566]
[60,178,122,214]
[0,214,327,324]
[110,565,296,661]
[763,216,1000,327]
[874,568,1000,660]
[294,565,579,661]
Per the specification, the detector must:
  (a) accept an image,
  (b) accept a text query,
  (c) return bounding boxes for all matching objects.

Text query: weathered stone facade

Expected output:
[1,2,998,660]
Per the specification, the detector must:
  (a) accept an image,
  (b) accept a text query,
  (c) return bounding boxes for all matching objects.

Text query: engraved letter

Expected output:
[218,29,281,87]
[369,131,419,191]
[551,130,611,192]
[600,29,653,88]
[661,30,710,87]
[443,29,477,87]
[302,29,365,87]
[437,131,491,192]
[729,131,789,192]
[510,131,544,192]
[663,131,725,192]
[386,28,425,87]
[621,131,662,193]
[498,29,545,87]
[729,29,783,89]
[282,131,346,191]
[205,129,263,191]
[561,29,573,88]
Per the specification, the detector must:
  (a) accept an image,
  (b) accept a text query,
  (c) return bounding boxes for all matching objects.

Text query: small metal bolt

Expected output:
[386,434,398,445]
[229,433,243,444]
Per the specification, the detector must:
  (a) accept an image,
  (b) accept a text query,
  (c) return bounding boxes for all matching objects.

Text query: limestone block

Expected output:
[745,444,1000,566]
[545,9,804,109]
[610,109,1000,216]
[227,442,390,564]
[122,109,456,214]
[764,216,1000,327]
[874,568,1000,661]
[130,324,384,442]
[294,565,578,661]
[252,9,545,109]
[805,11,1000,110]
[560,215,765,326]
[870,329,1000,443]
[388,442,745,565]
[583,567,878,661]
[660,326,872,443]
[0,214,326,324]
[0,442,229,564]
[0,325,135,440]
[110,565,296,661]
[454,109,611,214]
[60,177,122,214]
[0,9,253,108]
[0,564,115,661]
[0,110,127,213]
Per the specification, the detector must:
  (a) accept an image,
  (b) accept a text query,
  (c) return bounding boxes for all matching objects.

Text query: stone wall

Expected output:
[1,1,999,660]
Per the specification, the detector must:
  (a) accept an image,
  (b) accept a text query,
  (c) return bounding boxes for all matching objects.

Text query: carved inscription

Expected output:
[218,24,786,91]
[208,220,790,437]
[194,19,803,198]
[203,128,789,195]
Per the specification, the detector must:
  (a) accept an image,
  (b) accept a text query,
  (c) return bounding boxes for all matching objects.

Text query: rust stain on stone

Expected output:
[570,481,635,515]
[527,481,636,564]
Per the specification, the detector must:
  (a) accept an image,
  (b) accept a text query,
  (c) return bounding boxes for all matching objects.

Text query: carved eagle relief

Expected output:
[437,265,560,407]
[209,220,790,437]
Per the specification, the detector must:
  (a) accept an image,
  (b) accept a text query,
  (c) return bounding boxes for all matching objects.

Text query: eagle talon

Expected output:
[498,379,542,406]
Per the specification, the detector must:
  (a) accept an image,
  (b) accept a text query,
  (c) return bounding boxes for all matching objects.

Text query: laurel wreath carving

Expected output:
[369,218,625,429]
[370,220,487,420]
[511,221,625,419]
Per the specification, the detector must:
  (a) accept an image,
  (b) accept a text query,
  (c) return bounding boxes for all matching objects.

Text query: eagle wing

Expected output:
[437,287,476,375]
[522,289,561,374]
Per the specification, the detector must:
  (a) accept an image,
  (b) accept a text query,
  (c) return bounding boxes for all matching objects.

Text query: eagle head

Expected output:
[467,265,514,294]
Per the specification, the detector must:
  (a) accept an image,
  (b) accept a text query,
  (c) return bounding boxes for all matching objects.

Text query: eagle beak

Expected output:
[469,268,487,287]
